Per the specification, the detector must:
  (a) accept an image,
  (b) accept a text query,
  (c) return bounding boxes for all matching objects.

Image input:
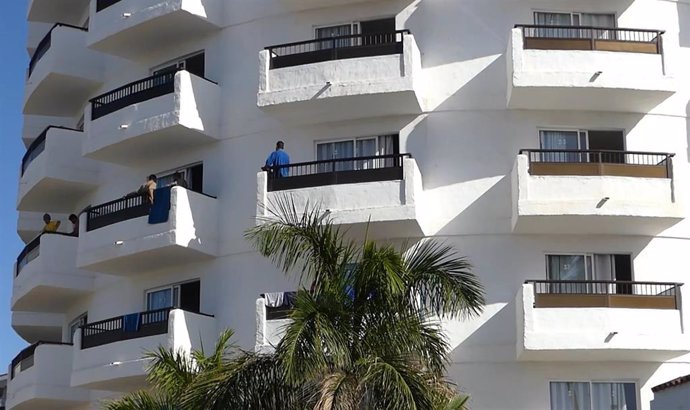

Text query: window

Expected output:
[68,312,88,344]
[539,129,625,163]
[533,12,616,39]
[546,254,632,294]
[156,163,203,193]
[550,381,637,410]
[152,51,205,78]
[146,280,200,313]
[315,134,398,171]
[316,23,360,48]
[315,18,396,49]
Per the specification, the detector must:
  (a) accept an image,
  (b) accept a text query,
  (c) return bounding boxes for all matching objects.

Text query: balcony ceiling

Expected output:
[28,0,89,24]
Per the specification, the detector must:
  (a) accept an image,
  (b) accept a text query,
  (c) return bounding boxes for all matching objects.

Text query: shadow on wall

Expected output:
[679,1,690,47]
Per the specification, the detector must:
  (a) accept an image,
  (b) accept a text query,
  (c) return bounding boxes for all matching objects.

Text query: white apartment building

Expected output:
[7,0,690,409]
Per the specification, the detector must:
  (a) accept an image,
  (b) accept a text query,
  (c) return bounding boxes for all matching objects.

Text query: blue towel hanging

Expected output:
[148,187,172,224]
[123,313,141,332]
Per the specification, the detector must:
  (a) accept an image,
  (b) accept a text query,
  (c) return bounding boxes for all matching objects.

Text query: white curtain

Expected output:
[540,130,582,162]
[550,382,591,410]
[317,140,355,172]
[316,24,354,49]
[147,289,173,310]
[534,12,573,38]
[592,383,637,410]
[580,14,616,39]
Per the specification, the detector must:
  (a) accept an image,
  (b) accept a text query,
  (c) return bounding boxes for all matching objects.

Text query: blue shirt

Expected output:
[265,149,290,177]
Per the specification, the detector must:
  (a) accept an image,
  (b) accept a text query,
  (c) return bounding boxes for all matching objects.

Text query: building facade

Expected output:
[7,0,690,409]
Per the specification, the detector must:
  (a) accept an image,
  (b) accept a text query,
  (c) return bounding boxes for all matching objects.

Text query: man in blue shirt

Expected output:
[262,140,290,178]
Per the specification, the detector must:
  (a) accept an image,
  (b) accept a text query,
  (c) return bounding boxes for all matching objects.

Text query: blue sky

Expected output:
[0,2,29,370]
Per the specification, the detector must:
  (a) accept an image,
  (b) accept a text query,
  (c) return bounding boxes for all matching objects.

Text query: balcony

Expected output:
[507,26,675,113]
[83,69,220,166]
[72,309,216,391]
[258,31,423,124]
[27,22,52,56]
[12,311,64,344]
[516,281,689,361]
[17,126,99,213]
[77,187,219,274]
[257,155,424,238]
[511,150,683,235]
[88,0,223,60]
[255,293,295,353]
[7,342,90,410]
[17,212,69,243]
[27,0,89,24]
[12,233,94,313]
[24,24,104,117]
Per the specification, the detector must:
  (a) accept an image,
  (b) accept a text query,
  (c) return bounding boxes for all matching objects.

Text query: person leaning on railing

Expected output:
[262,140,290,178]
[124,174,158,205]
[42,213,60,233]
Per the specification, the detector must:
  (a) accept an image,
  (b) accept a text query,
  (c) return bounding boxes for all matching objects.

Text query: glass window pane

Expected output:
[548,255,587,281]
[147,289,173,310]
[592,383,637,410]
[550,382,591,410]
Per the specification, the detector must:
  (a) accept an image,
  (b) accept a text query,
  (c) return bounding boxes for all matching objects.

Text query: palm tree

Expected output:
[191,199,485,409]
[103,329,235,410]
[105,199,485,410]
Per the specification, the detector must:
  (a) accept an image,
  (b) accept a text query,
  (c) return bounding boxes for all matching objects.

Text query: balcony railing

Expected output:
[21,126,82,176]
[527,280,682,309]
[516,24,664,54]
[265,30,410,69]
[267,153,410,192]
[80,308,171,349]
[96,0,122,12]
[86,194,151,232]
[29,23,88,78]
[15,232,74,277]
[519,149,674,178]
[10,341,72,379]
[90,69,178,121]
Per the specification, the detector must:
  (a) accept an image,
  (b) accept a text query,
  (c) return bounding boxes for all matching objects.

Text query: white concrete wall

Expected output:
[254,298,291,353]
[6,343,90,408]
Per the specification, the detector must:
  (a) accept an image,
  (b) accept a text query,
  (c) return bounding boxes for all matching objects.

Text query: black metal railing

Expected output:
[267,153,410,192]
[527,280,682,309]
[21,126,82,176]
[15,232,75,277]
[29,23,88,78]
[519,149,674,178]
[90,69,179,120]
[516,24,664,54]
[265,29,410,69]
[10,341,72,379]
[96,0,122,12]
[81,308,172,349]
[86,194,151,232]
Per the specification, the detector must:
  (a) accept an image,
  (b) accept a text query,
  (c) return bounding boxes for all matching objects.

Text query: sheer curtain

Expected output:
[534,12,573,38]
[317,141,355,171]
[580,14,616,39]
[550,382,591,410]
[316,24,355,49]
[592,383,637,410]
[540,130,582,162]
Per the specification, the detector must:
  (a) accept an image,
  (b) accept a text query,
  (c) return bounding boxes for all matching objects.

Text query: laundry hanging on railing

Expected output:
[148,187,172,224]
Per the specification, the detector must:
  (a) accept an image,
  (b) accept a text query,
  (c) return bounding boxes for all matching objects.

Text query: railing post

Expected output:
[590,27,596,50]
[332,158,337,184]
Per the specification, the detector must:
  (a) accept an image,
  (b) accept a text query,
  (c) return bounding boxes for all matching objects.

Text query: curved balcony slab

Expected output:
[516,283,690,362]
[22,115,75,148]
[511,153,683,235]
[7,343,91,410]
[84,70,221,166]
[257,157,424,239]
[71,309,216,391]
[28,0,89,24]
[26,22,52,57]
[88,0,223,60]
[24,25,104,117]
[507,27,675,113]
[258,33,422,125]
[17,212,69,243]
[17,127,99,213]
[12,311,64,344]
[77,187,219,275]
[13,234,94,313]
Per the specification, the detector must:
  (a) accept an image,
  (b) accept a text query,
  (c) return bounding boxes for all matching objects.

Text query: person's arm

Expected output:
[265,152,276,167]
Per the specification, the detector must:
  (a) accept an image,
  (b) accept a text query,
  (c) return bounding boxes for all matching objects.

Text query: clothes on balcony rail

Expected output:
[123,313,141,332]
[148,187,171,224]
[262,291,297,308]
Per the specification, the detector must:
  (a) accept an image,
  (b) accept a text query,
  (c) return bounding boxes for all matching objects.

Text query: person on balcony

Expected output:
[172,172,188,189]
[68,214,79,237]
[262,141,290,178]
[138,174,158,204]
[42,213,60,233]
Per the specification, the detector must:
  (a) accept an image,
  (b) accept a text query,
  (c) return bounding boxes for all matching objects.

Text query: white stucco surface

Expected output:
[84,70,221,166]
[507,28,676,113]
[651,383,690,410]
[71,309,217,391]
[12,234,94,313]
[77,187,219,274]
[17,128,100,213]
[24,25,105,117]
